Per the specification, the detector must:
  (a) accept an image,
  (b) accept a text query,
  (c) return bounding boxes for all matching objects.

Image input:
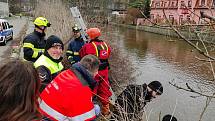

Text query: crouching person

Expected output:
[113,81,163,120]
[39,55,100,121]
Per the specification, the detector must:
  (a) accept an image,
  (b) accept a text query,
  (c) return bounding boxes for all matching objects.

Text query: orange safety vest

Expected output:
[39,69,96,121]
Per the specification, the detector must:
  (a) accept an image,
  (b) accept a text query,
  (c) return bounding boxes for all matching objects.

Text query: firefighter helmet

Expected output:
[72,24,80,32]
[86,28,101,40]
[34,17,51,27]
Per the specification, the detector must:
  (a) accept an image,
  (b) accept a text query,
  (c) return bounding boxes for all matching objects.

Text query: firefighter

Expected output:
[79,28,112,116]
[39,55,100,121]
[66,24,85,65]
[23,17,51,62]
[34,35,64,91]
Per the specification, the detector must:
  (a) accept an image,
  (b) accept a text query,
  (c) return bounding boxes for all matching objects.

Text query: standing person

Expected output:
[66,24,85,65]
[39,55,100,121]
[114,81,163,120]
[34,35,64,91]
[0,59,41,121]
[23,17,51,62]
[79,28,112,116]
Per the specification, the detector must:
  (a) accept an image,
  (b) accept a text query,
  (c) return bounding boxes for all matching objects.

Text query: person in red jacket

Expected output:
[39,54,100,121]
[79,28,112,116]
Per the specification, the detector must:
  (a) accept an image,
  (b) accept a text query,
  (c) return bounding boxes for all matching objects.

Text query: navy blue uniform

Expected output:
[66,37,85,64]
[23,31,46,62]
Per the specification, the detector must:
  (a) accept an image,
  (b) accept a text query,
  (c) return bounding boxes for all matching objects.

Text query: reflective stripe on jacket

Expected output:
[34,55,64,75]
[23,43,44,58]
[39,69,96,121]
[66,37,85,64]
[79,40,111,70]
[40,99,95,121]
[23,31,46,62]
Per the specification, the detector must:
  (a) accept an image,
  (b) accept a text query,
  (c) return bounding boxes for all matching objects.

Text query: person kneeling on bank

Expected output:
[113,81,163,120]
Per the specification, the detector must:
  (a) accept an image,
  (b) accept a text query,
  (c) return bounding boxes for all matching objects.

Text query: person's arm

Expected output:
[66,42,76,64]
[23,36,43,60]
[36,65,52,83]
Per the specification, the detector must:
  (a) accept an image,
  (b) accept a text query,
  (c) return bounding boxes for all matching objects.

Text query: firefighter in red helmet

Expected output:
[80,28,112,116]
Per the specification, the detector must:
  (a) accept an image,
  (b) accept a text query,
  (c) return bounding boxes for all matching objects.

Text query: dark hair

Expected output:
[148,81,163,95]
[80,54,99,74]
[0,59,41,121]
[162,114,177,121]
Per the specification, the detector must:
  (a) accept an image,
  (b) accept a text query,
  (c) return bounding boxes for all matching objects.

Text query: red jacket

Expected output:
[79,39,112,105]
[39,66,96,121]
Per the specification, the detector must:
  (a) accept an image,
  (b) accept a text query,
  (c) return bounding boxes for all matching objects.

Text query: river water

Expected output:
[104,26,215,121]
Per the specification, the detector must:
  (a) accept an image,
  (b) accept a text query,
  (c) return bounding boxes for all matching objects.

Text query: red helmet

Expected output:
[86,28,101,39]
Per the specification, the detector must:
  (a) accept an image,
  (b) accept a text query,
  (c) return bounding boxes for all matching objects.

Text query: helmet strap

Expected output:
[35,25,46,33]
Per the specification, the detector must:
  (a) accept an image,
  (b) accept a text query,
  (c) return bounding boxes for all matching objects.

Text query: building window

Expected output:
[187,15,191,21]
[164,2,167,7]
[155,2,160,8]
[151,1,154,8]
[151,14,154,19]
[213,0,215,7]
[201,0,206,6]
[171,1,175,7]
[161,1,164,7]
[181,1,185,8]
[179,15,183,24]
[169,15,174,19]
[169,15,174,24]
[188,0,192,7]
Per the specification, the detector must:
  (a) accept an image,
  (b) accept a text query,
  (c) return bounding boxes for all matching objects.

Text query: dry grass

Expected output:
[34,0,74,42]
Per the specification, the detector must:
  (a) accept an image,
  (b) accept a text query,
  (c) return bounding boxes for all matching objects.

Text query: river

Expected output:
[104,26,215,121]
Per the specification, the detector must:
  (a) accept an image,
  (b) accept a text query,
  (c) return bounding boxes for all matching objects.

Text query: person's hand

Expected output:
[101,103,110,116]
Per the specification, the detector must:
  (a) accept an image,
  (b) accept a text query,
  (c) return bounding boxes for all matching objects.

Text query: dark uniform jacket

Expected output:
[114,84,152,120]
[23,31,46,62]
[66,36,85,64]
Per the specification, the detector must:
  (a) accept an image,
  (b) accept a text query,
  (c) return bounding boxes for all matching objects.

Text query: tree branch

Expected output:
[169,82,215,98]
[162,9,215,60]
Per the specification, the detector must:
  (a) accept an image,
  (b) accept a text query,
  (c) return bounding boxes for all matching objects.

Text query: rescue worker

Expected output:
[34,35,64,91]
[114,81,163,120]
[79,28,112,116]
[66,24,85,65]
[23,17,51,62]
[39,54,100,121]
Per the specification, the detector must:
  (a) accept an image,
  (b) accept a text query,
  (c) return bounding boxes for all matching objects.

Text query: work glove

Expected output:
[101,103,110,117]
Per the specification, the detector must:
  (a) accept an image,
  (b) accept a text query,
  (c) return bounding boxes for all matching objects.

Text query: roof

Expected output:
[0,19,8,23]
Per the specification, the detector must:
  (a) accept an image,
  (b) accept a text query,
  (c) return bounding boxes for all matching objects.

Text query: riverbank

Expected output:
[111,23,215,42]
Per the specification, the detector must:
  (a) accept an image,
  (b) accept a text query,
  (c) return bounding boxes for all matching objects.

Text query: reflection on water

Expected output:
[103,26,215,121]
